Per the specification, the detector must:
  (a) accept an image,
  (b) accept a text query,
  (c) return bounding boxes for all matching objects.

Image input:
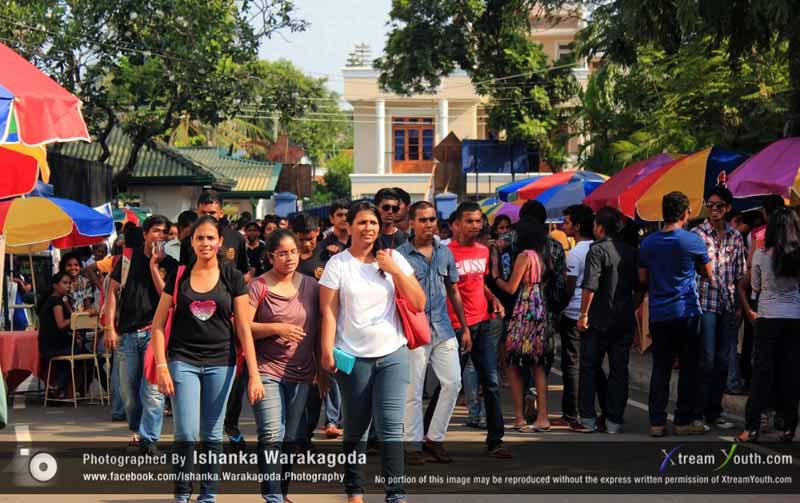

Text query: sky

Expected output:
[257,0,393,95]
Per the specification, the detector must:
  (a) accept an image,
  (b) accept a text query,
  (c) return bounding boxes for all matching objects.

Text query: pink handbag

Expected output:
[144,265,185,385]
[389,251,431,350]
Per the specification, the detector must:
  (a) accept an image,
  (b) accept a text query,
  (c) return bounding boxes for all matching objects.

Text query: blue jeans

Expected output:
[169,360,235,503]
[463,358,485,422]
[111,351,125,420]
[304,375,342,443]
[697,310,736,422]
[252,376,310,503]
[337,345,409,503]
[117,330,164,444]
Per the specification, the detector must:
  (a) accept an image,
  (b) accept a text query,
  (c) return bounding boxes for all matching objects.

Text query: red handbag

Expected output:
[390,251,431,350]
[144,265,185,385]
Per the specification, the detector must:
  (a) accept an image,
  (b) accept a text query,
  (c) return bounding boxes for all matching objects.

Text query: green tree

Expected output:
[0,0,306,186]
[574,37,789,173]
[311,152,353,203]
[375,0,579,170]
[246,59,352,164]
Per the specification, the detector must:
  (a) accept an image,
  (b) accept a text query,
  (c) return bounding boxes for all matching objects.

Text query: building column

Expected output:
[375,98,385,175]
[437,99,449,142]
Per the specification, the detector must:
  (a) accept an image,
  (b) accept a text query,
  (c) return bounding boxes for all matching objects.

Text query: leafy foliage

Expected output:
[375,0,580,170]
[312,152,353,203]
[0,0,306,184]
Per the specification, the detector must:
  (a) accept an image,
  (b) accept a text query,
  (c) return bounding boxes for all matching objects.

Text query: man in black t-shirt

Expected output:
[244,221,267,276]
[375,187,409,250]
[318,201,350,261]
[179,191,250,279]
[291,214,325,281]
[105,215,177,454]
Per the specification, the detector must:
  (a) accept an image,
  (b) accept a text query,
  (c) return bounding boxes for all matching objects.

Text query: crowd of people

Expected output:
[33,185,800,503]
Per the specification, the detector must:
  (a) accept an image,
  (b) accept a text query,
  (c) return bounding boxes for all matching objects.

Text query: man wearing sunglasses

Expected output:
[691,186,746,432]
[375,188,409,250]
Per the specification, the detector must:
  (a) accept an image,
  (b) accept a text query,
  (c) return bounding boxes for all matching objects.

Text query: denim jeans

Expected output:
[169,360,235,503]
[405,337,461,445]
[337,345,409,503]
[252,376,310,503]
[462,358,485,422]
[425,318,504,448]
[111,351,125,420]
[744,318,800,432]
[578,326,632,427]
[223,363,248,433]
[697,310,737,422]
[726,324,745,391]
[304,375,342,443]
[648,317,700,426]
[117,330,164,444]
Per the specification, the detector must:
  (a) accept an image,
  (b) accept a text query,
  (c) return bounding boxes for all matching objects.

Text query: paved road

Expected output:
[2,368,797,502]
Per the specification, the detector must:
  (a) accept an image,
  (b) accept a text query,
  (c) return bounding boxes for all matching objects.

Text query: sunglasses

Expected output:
[416,217,437,224]
[705,201,727,211]
[381,204,401,213]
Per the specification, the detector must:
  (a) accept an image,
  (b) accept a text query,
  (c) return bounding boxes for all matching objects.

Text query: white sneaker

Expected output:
[714,417,735,430]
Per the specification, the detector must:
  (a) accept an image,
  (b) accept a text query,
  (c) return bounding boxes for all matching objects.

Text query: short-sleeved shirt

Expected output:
[297,248,325,281]
[581,237,639,331]
[318,249,413,357]
[378,230,408,250]
[397,240,459,343]
[564,239,593,320]
[249,274,319,382]
[37,296,71,356]
[751,249,800,319]
[691,220,746,313]
[319,233,348,262]
[246,241,267,276]
[111,248,178,333]
[447,240,490,329]
[179,225,249,274]
[164,263,248,367]
[639,229,710,323]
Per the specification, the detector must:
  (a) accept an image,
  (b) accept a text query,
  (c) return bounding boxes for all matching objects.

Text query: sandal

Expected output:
[488,446,513,459]
[513,421,528,432]
[735,430,759,443]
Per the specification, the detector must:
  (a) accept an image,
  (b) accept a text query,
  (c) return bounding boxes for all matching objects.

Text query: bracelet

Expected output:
[156,363,168,369]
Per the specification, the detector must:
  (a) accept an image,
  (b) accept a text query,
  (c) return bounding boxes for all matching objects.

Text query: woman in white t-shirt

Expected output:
[319,201,424,503]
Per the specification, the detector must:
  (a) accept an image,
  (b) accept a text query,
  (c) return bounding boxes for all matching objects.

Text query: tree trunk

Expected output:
[787,15,800,137]
[98,107,115,163]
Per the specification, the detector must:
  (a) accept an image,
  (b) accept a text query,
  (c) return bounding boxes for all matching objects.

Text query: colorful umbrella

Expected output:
[483,201,521,224]
[112,207,150,226]
[727,138,800,203]
[617,146,748,221]
[0,143,50,199]
[583,153,676,212]
[536,180,606,222]
[0,197,113,254]
[509,171,607,202]
[495,174,549,202]
[0,42,90,145]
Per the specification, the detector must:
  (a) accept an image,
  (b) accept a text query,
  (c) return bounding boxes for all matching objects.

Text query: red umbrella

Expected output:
[0,42,90,145]
[583,154,676,212]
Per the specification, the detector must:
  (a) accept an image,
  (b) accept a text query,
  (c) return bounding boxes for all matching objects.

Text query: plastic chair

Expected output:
[44,312,105,408]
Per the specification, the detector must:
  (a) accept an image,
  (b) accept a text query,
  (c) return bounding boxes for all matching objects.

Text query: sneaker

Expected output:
[570,421,597,433]
[605,420,623,435]
[323,424,343,439]
[139,441,162,457]
[478,418,487,430]
[111,415,126,422]
[713,417,735,430]
[225,426,246,448]
[649,425,666,438]
[423,439,453,463]
[405,450,426,465]
[674,420,709,436]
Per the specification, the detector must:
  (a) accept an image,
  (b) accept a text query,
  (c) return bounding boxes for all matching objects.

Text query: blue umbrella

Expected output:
[535,179,606,222]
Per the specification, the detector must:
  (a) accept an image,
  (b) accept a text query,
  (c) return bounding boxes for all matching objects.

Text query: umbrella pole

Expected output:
[8,253,13,331]
[28,254,37,301]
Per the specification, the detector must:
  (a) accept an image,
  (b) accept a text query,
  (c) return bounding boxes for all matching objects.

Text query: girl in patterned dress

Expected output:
[494,219,554,432]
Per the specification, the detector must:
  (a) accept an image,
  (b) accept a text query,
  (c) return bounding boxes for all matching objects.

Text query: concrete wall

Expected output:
[132,185,200,221]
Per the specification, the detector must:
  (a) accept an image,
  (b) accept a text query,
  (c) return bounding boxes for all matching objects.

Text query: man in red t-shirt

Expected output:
[428,201,511,458]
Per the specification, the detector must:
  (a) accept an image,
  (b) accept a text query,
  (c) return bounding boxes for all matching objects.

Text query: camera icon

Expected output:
[11,448,58,486]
